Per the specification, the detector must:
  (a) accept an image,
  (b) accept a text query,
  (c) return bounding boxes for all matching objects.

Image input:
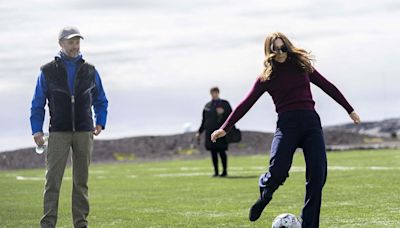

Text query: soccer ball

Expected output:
[271,213,301,228]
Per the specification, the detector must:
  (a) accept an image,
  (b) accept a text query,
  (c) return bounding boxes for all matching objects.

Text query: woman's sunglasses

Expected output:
[270,44,288,54]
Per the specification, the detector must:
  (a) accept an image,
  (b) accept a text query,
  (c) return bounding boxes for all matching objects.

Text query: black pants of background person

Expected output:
[210,150,228,177]
[258,110,327,228]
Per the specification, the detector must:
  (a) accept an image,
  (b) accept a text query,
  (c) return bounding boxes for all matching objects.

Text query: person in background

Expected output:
[211,32,360,227]
[196,87,232,177]
[30,26,108,228]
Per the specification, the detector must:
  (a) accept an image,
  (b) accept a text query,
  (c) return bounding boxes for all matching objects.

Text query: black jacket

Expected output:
[198,99,232,151]
[41,57,97,132]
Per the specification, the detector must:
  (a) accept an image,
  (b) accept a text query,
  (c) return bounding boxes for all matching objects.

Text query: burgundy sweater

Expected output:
[221,58,354,132]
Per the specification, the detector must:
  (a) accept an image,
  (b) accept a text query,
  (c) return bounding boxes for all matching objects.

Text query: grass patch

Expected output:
[0,149,399,227]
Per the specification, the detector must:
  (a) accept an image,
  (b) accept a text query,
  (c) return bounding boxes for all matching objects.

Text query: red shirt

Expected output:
[221,58,354,132]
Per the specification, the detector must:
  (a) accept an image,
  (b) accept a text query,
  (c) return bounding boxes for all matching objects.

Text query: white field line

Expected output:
[14,166,399,180]
[147,168,169,171]
[155,166,400,177]
[16,176,43,181]
[157,172,219,177]
[90,170,107,174]
[176,166,400,172]
[16,176,72,181]
[15,175,120,181]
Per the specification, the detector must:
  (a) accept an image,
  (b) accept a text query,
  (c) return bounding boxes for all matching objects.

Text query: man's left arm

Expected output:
[93,69,108,135]
[225,101,233,116]
[222,101,233,123]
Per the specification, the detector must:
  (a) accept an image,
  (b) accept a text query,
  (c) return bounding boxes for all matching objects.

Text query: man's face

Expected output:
[211,91,220,100]
[59,37,80,58]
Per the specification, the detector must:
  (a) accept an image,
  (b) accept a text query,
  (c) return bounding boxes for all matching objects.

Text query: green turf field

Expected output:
[1,149,399,227]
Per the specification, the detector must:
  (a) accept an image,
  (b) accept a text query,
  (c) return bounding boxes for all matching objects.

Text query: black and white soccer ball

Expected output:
[271,213,301,228]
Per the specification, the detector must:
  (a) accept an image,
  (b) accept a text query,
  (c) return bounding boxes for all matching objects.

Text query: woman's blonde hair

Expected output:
[260,32,314,81]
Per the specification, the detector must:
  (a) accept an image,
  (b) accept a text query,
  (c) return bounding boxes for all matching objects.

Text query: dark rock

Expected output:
[0,128,398,170]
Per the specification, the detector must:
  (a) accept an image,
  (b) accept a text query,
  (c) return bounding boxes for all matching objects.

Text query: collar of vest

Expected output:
[54,55,85,65]
[51,57,85,70]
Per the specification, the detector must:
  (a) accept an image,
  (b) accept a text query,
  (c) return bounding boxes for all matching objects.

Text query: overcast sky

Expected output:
[0,0,399,151]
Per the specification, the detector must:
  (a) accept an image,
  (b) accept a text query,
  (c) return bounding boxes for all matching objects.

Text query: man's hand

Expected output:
[211,129,226,142]
[33,132,45,146]
[350,111,361,124]
[93,125,103,136]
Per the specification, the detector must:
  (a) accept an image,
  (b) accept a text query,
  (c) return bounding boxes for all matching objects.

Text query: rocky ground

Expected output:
[1,128,399,170]
[326,118,400,138]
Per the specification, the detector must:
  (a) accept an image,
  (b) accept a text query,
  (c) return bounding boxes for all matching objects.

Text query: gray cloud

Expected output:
[0,0,399,151]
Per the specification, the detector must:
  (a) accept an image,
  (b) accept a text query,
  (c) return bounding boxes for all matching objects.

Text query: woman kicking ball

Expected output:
[211,32,360,228]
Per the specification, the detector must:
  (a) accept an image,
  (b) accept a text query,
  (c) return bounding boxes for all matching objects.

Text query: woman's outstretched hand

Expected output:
[211,129,226,142]
[350,111,361,124]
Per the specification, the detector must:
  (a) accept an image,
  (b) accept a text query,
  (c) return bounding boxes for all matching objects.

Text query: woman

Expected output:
[211,32,360,227]
[197,87,232,177]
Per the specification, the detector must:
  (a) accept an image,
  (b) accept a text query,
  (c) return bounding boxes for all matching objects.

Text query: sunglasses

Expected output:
[270,43,288,54]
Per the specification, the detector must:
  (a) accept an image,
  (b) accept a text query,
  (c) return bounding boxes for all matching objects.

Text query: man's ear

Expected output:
[58,40,63,48]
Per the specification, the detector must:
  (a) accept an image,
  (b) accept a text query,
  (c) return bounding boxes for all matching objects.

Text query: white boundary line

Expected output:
[14,166,399,180]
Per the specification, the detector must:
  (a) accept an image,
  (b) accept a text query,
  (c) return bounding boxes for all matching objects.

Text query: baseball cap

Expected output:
[58,26,84,40]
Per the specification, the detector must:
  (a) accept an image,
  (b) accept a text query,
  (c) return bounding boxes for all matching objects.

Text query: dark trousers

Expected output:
[210,150,227,175]
[259,110,327,228]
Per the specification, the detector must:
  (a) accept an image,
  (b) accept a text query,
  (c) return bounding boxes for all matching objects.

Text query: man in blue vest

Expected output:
[30,26,108,228]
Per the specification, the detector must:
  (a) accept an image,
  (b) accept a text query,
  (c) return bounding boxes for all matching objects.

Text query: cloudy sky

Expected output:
[0,0,399,151]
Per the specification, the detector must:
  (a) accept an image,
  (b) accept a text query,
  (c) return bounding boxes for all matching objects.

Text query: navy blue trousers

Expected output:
[259,110,327,228]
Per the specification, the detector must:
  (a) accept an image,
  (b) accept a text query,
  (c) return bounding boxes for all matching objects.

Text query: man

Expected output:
[196,87,232,177]
[30,26,108,228]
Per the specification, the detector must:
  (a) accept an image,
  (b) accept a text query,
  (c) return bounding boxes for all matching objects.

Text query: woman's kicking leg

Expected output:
[249,127,300,221]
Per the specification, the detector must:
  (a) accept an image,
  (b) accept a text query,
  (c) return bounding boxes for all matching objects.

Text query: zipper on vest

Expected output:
[71,95,75,132]
[58,59,84,132]
[71,62,83,132]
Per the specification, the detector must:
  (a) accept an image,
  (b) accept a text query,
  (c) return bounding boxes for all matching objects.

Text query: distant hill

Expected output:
[1,118,400,170]
[326,118,400,138]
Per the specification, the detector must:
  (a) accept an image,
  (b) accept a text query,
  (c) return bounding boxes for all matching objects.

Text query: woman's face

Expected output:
[272,38,286,53]
[272,38,288,61]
